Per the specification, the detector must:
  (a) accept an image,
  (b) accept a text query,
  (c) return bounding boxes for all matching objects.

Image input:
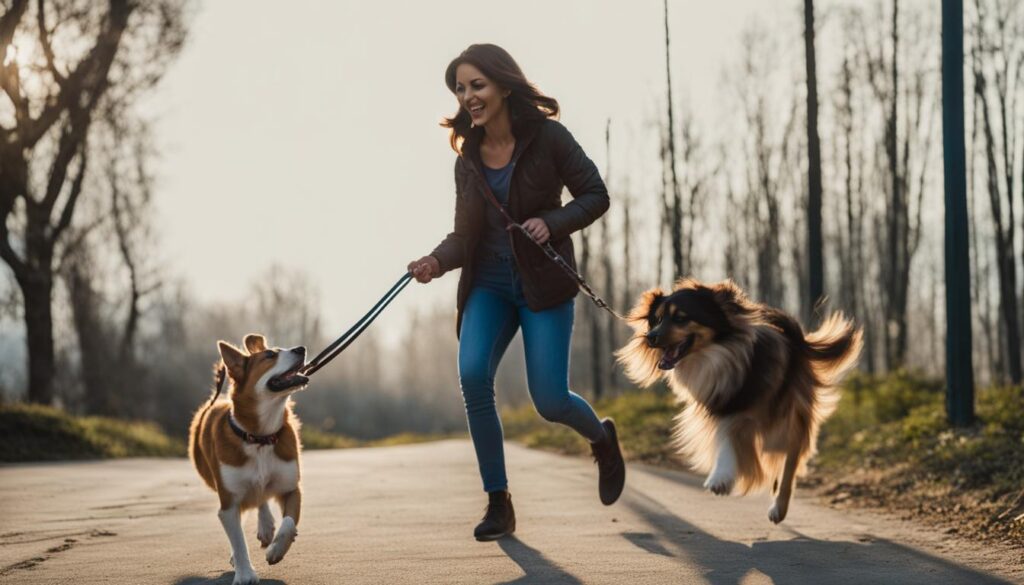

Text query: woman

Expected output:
[406,44,625,542]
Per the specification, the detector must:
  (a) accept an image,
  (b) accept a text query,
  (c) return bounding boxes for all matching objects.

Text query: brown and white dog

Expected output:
[189,334,308,585]
[617,279,862,524]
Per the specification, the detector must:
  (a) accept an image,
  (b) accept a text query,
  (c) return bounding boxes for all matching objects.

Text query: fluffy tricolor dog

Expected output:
[189,334,309,585]
[616,279,862,524]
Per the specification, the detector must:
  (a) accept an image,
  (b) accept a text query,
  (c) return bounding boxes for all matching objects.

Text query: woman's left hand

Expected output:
[517,218,550,244]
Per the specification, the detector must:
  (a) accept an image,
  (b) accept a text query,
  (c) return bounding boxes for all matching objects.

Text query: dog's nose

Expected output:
[291,346,306,357]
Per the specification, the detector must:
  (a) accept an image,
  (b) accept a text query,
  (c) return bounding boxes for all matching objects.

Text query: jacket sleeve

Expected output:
[538,121,611,241]
[429,157,470,276]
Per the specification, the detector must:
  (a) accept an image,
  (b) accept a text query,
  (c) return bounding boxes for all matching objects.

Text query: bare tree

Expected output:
[733,26,799,309]
[970,0,1022,384]
[0,0,188,403]
[805,0,825,322]
[662,0,684,279]
[850,0,937,370]
[251,265,323,347]
[578,177,603,398]
[601,119,618,392]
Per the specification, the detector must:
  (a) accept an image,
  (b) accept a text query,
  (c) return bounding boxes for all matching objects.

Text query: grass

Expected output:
[1,402,187,461]
[501,372,1024,546]
[502,388,682,467]
[1,402,447,462]
[812,371,1024,543]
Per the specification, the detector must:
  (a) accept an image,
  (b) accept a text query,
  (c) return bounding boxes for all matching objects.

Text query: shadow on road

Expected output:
[624,488,1013,585]
[173,571,286,585]
[496,535,584,585]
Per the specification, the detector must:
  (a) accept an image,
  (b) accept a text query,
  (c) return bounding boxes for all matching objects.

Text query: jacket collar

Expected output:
[461,118,542,175]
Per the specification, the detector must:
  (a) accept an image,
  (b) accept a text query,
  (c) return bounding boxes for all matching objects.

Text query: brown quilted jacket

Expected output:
[429,118,610,337]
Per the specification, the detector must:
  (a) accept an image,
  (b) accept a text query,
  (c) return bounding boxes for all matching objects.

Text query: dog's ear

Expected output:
[626,287,666,330]
[710,279,751,317]
[646,291,666,325]
[243,334,268,354]
[218,341,247,381]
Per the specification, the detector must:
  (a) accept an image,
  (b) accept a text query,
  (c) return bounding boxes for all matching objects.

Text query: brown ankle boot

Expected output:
[474,490,516,541]
[590,418,626,505]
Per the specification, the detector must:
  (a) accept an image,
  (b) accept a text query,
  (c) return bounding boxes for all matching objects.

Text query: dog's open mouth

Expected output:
[658,335,695,370]
[267,362,309,392]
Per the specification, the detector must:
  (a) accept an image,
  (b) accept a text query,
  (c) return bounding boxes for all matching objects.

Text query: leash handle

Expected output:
[300,272,413,377]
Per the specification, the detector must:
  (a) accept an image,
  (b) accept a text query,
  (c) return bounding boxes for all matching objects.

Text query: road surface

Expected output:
[0,440,1019,584]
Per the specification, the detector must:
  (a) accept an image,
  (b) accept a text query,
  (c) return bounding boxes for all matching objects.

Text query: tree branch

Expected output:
[52,142,88,241]
[26,0,132,147]
[0,0,29,130]
[36,0,67,85]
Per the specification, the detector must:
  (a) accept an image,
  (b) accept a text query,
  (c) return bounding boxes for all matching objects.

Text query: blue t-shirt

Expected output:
[478,161,514,260]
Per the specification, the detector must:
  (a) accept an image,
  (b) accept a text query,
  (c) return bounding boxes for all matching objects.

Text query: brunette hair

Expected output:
[440,44,559,154]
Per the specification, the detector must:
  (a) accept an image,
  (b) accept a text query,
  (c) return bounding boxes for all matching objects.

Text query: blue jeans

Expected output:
[458,253,607,493]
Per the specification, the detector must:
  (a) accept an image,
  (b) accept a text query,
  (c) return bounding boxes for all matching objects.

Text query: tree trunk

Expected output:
[663,0,684,279]
[804,0,824,323]
[942,0,974,425]
[580,210,603,399]
[66,259,120,415]
[974,39,1023,384]
[886,0,909,369]
[21,274,56,404]
[603,120,618,391]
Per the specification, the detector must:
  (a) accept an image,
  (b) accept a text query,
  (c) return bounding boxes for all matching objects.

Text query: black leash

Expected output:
[468,156,625,321]
[299,272,413,377]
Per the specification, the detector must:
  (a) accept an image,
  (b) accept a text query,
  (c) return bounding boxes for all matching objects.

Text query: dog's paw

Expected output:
[232,564,259,585]
[265,516,297,565]
[703,473,735,496]
[257,513,275,548]
[768,502,788,524]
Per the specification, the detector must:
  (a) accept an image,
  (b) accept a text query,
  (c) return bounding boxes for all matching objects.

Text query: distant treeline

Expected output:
[1,0,1023,439]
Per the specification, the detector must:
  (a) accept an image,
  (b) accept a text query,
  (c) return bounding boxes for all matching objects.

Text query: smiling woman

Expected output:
[405,43,624,543]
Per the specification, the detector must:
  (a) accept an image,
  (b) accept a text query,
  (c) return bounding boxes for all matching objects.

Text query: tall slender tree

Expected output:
[663,0,684,279]
[602,119,618,391]
[805,0,825,322]
[942,0,975,425]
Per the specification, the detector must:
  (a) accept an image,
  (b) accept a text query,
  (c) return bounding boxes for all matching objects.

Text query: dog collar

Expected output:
[228,414,280,446]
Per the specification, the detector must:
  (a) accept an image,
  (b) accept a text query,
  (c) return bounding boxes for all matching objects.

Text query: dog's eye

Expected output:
[673,314,690,324]
[263,350,275,359]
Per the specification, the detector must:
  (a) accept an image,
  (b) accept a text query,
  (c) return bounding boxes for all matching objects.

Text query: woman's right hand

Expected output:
[407,255,441,284]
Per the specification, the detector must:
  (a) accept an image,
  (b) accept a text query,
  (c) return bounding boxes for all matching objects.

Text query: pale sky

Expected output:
[142,0,805,341]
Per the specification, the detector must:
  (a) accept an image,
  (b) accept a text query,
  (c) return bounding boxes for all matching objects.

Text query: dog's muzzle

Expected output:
[268,347,309,392]
[656,335,695,370]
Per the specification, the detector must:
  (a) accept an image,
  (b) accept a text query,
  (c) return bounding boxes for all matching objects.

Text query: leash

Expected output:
[471,159,625,321]
[217,159,620,381]
[299,272,413,377]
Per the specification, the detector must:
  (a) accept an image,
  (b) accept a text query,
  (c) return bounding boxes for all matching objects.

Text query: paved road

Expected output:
[0,440,1019,584]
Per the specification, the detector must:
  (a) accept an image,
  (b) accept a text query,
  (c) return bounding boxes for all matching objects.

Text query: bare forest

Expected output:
[0,0,1020,439]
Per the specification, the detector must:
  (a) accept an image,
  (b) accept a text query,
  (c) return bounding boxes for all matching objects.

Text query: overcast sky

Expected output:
[142,0,817,342]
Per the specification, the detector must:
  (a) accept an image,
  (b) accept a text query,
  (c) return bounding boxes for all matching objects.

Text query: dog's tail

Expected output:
[802,312,863,388]
[207,362,227,407]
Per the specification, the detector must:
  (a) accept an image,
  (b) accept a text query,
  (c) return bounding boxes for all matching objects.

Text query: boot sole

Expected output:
[600,419,626,506]
[474,522,516,542]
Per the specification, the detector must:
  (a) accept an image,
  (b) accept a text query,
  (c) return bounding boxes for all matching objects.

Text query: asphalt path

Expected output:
[0,440,1019,584]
